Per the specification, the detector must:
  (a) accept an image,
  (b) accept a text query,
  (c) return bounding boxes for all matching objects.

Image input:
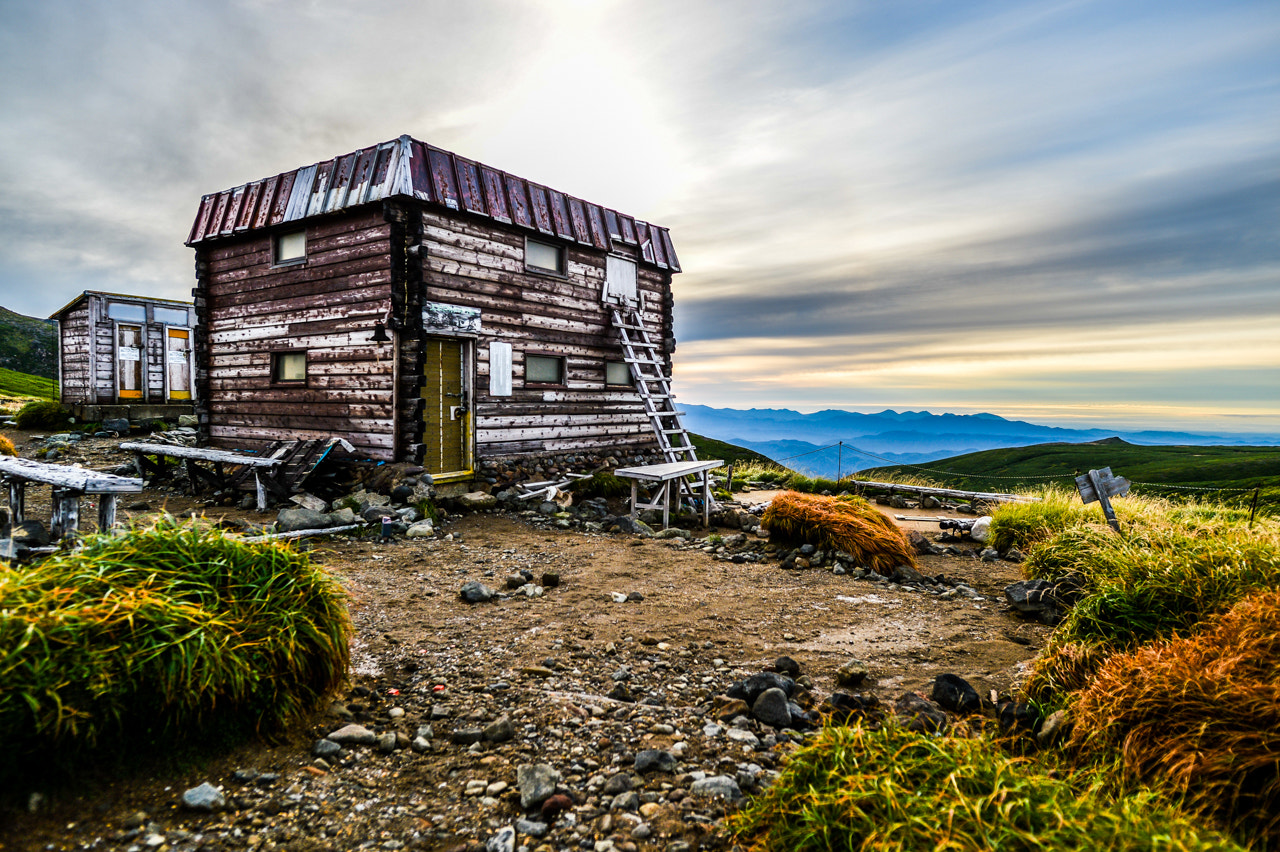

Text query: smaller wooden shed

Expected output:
[50,291,196,419]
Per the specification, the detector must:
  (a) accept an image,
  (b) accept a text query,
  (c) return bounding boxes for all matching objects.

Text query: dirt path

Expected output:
[0,427,1050,852]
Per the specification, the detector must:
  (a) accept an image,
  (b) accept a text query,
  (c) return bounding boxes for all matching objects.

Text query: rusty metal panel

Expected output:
[283,164,316,222]
[427,148,460,210]
[618,214,637,244]
[267,171,296,225]
[236,181,262,231]
[208,192,231,239]
[348,148,378,207]
[636,220,656,264]
[407,139,433,202]
[527,184,554,234]
[661,230,680,272]
[506,175,532,228]
[455,158,486,215]
[222,186,246,236]
[604,209,622,240]
[306,159,336,218]
[253,176,279,230]
[368,144,395,201]
[188,195,215,244]
[567,198,590,244]
[481,167,510,222]
[649,224,669,269]
[326,154,358,213]
[585,204,610,249]
[548,190,573,240]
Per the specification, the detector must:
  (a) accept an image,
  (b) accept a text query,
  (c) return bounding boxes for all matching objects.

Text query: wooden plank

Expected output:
[119,442,283,468]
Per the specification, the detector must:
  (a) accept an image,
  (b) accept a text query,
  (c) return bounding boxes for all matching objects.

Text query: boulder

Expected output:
[893,692,949,734]
[276,507,332,533]
[457,491,498,511]
[751,687,793,729]
[931,673,982,715]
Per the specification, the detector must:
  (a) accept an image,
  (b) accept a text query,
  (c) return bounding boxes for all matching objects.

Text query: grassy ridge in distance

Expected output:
[689,433,775,468]
[0,366,58,401]
[861,438,1280,512]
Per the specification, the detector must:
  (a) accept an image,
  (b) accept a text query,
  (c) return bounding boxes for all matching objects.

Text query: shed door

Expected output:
[421,337,471,476]
[117,324,143,400]
[167,328,191,400]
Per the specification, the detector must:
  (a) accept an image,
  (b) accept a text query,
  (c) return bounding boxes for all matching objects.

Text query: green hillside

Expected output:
[0,305,57,379]
[0,367,58,400]
[689,433,774,468]
[861,437,1280,513]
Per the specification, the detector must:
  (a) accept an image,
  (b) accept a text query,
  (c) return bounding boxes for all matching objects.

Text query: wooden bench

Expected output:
[0,456,143,541]
[121,442,285,511]
[614,459,723,529]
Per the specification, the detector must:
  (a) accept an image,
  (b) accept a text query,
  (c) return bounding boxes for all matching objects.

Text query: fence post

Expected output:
[1250,485,1261,528]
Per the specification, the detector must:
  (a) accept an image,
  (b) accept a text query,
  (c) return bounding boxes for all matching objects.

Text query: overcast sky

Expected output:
[1,0,1276,432]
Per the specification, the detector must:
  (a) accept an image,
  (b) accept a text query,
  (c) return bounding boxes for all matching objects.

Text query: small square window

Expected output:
[271,351,307,383]
[525,354,564,385]
[274,230,306,265]
[605,361,632,387]
[526,238,565,275]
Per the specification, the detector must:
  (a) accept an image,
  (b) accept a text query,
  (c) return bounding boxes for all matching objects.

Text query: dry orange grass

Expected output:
[1068,589,1280,845]
[762,491,917,574]
[0,434,15,456]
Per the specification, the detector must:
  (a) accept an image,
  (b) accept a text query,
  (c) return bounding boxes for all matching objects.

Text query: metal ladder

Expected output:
[609,305,699,464]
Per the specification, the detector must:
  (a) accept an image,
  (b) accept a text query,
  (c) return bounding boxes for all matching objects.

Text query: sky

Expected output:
[1,0,1277,434]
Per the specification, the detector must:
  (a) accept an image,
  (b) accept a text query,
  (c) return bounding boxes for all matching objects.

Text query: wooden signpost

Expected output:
[1075,467,1130,532]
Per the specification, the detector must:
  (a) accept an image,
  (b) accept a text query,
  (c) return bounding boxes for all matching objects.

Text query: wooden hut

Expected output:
[186,135,690,482]
[50,291,196,420]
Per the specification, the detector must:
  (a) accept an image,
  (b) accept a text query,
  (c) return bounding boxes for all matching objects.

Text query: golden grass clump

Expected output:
[0,434,15,457]
[0,517,350,779]
[762,491,916,574]
[1067,589,1280,845]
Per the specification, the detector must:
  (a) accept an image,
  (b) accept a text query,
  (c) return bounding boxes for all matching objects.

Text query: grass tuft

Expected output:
[13,399,71,430]
[0,434,16,457]
[728,721,1243,852]
[1068,589,1280,846]
[0,517,350,782]
[763,491,916,574]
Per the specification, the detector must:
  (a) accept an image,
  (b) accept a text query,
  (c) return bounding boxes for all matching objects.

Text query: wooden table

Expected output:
[0,456,143,541]
[121,442,286,511]
[613,459,723,529]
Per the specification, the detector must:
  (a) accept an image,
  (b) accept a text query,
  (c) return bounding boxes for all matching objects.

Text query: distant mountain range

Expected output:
[683,404,1280,480]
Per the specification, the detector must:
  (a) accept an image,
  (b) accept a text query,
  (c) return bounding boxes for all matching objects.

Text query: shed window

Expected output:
[153,306,189,326]
[525,354,564,385]
[271,351,307,383]
[525,238,565,275]
[274,230,306,265]
[107,302,147,322]
[605,361,632,387]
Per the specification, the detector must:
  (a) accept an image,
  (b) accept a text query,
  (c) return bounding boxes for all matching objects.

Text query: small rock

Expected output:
[517,763,561,809]
[931,673,982,715]
[484,715,516,743]
[180,782,225,812]
[460,581,496,604]
[751,687,792,729]
[1036,709,1072,747]
[484,825,516,852]
[633,749,677,774]
[690,775,744,802]
[327,724,377,745]
[835,659,869,689]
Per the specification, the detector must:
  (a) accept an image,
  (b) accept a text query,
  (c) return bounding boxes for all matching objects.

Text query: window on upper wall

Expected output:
[525,238,565,275]
[524,354,564,385]
[271,351,307,384]
[153,306,189,326]
[106,302,147,322]
[605,360,632,387]
[274,230,306,265]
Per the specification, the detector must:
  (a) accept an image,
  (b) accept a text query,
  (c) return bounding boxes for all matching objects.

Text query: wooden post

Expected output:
[629,479,639,519]
[98,494,119,533]
[7,480,24,524]
[50,487,81,541]
[1075,467,1130,533]
[1250,485,1261,528]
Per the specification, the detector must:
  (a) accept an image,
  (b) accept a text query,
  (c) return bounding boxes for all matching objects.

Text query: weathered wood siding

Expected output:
[413,209,669,459]
[195,209,396,459]
[57,301,93,404]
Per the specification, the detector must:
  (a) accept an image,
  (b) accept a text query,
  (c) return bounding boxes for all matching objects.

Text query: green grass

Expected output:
[729,721,1243,852]
[689,433,775,468]
[0,366,58,401]
[861,439,1280,514]
[12,399,71,429]
[0,518,350,783]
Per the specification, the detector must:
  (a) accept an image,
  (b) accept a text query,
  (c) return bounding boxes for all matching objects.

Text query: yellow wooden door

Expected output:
[167,328,191,400]
[117,324,143,399]
[421,338,470,475]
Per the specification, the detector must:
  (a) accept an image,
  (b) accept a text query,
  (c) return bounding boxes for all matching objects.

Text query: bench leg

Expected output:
[629,480,638,519]
[7,481,24,524]
[50,488,81,541]
[254,471,267,512]
[98,495,119,533]
[661,481,671,529]
[702,472,711,528]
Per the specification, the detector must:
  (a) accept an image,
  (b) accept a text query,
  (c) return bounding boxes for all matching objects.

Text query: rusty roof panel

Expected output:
[662,230,680,272]
[187,135,678,273]
[427,148,459,210]
[455,158,485,215]
[480,167,510,222]
[586,204,610,250]
[527,185,554,234]
[567,198,590,244]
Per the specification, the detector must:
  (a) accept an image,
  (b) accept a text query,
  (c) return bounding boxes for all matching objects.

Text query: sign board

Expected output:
[423,302,481,335]
[1075,467,1129,532]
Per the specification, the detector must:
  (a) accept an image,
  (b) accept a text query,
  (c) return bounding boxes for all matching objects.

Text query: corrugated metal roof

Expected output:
[187,136,680,273]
